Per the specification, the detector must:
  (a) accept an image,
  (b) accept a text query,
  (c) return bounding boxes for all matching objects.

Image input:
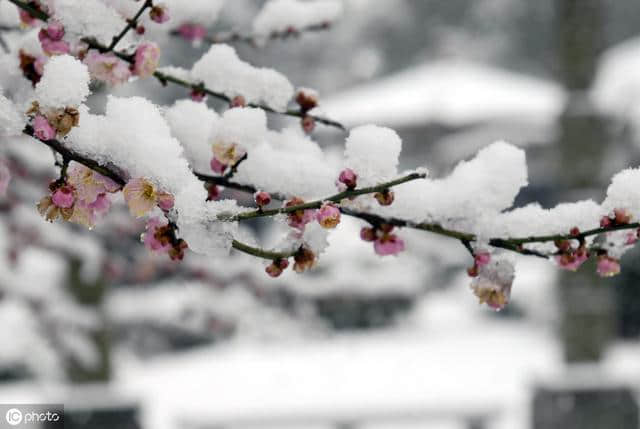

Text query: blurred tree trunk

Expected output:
[553,0,615,364]
[65,258,111,383]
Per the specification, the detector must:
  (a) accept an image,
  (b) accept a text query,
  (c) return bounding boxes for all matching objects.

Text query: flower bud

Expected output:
[338,168,357,189]
[301,115,315,134]
[374,190,394,206]
[150,4,170,24]
[316,203,341,229]
[254,191,271,207]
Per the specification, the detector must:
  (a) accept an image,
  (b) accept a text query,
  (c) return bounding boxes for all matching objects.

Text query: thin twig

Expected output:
[107,0,153,52]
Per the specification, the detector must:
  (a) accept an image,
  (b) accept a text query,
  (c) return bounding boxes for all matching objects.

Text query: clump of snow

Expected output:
[344,125,402,185]
[0,1,20,27]
[164,99,219,173]
[67,96,195,194]
[252,0,343,36]
[374,141,527,228]
[213,107,268,152]
[0,93,24,137]
[191,45,294,111]
[53,0,130,46]
[233,127,337,198]
[163,0,226,26]
[602,168,640,219]
[35,55,90,109]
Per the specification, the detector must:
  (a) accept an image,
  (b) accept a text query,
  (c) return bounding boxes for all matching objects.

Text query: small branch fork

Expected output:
[7,0,345,131]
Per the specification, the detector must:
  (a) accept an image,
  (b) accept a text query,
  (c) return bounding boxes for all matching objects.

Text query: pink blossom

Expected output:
[68,194,112,229]
[470,258,515,311]
[67,164,120,204]
[285,197,316,230]
[210,157,227,174]
[206,183,220,201]
[555,248,589,271]
[596,254,621,277]
[149,4,170,24]
[123,178,158,217]
[338,168,357,189]
[19,10,37,27]
[474,251,491,267]
[230,96,246,108]
[177,23,207,42]
[316,203,341,229]
[190,89,206,102]
[157,191,175,211]
[0,162,11,197]
[84,50,131,86]
[133,42,160,78]
[51,185,75,208]
[38,21,70,56]
[266,259,289,277]
[142,217,172,252]
[33,115,56,140]
[212,141,245,166]
[360,227,376,242]
[301,115,315,134]
[374,234,405,256]
[626,231,638,246]
[614,208,632,225]
[254,191,271,207]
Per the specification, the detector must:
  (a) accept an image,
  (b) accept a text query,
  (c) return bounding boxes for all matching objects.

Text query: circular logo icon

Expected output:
[5,408,22,426]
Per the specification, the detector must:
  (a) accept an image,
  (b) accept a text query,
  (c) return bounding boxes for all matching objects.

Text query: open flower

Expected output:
[374,233,405,256]
[142,217,173,252]
[212,140,245,167]
[316,203,340,229]
[84,50,131,86]
[51,185,75,208]
[133,42,160,78]
[470,257,515,311]
[67,164,120,204]
[38,21,70,56]
[123,178,173,218]
[555,247,589,271]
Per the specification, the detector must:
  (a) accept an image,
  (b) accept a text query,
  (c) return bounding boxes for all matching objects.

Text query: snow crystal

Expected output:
[163,0,226,27]
[602,168,640,219]
[252,0,343,37]
[344,125,402,185]
[0,93,24,137]
[233,127,337,198]
[164,99,219,173]
[191,44,294,111]
[213,107,268,152]
[53,0,130,46]
[35,55,90,109]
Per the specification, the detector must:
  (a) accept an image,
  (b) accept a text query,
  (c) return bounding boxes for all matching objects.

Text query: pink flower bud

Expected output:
[177,23,207,42]
[301,115,315,134]
[316,203,341,229]
[555,247,589,271]
[44,21,65,40]
[338,168,357,189]
[374,190,394,206]
[374,234,405,256]
[596,254,621,277]
[230,95,246,108]
[266,259,289,277]
[254,191,271,207]
[84,50,131,86]
[157,191,175,211]
[142,217,172,252]
[360,227,376,242]
[295,88,318,112]
[474,251,491,267]
[52,185,75,208]
[133,42,160,78]
[285,197,316,230]
[205,183,220,201]
[190,89,206,102]
[150,5,170,24]
[33,115,56,140]
[600,216,612,228]
[614,208,632,225]
[626,231,638,246]
[210,157,227,174]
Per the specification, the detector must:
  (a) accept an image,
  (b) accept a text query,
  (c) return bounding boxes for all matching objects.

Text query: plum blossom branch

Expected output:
[7,0,48,21]
[230,239,296,260]
[227,172,428,222]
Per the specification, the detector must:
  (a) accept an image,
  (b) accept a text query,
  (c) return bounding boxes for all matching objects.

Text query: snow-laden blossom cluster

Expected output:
[3,0,640,313]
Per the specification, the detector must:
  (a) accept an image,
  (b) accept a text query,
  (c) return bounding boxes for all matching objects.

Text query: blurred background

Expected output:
[2,0,640,428]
